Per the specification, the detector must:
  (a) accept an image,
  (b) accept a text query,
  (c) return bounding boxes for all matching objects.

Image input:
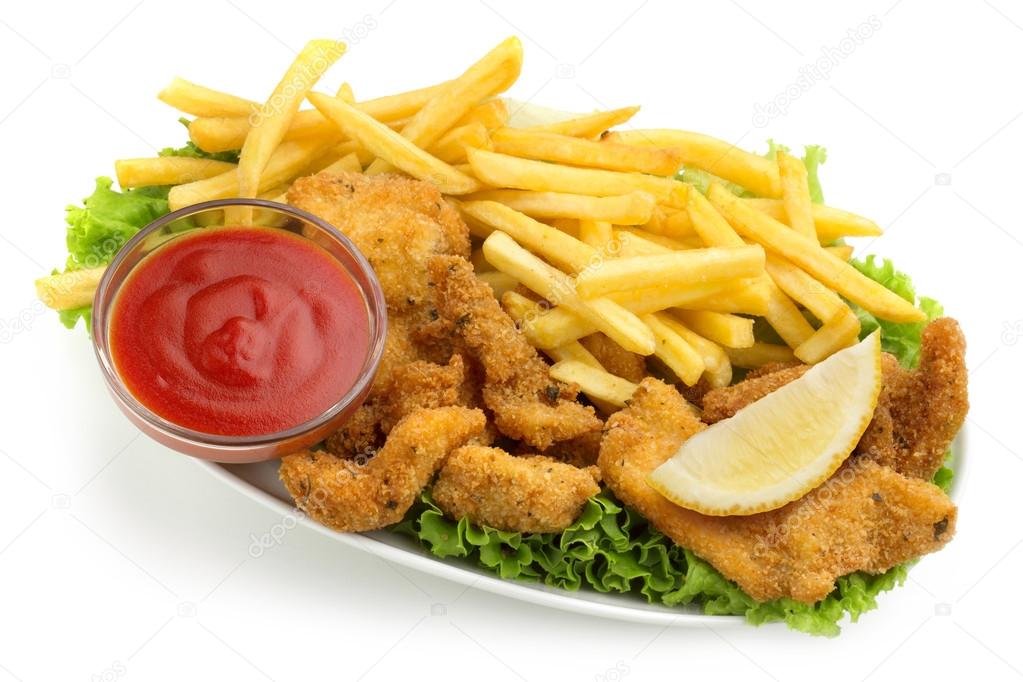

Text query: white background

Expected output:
[1,0,1021,680]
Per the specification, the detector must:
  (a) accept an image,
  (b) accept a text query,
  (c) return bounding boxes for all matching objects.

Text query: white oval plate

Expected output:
[197,430,966,627]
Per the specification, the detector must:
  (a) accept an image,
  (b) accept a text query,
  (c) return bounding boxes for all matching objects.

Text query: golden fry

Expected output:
[308,92,480,194]
[776,150,816,239]
[482,231,655,354]
[492,127,682,175]
[603,129,782,197]
[549,360,638,407]
[115,157,236,188]
[794,310,862,364]
[741,198,883,241]
[641,313,705,385]
[574,245,765,298]
[708,184,925,322]
[673,310,755,349]
[525,106,640,138]
[367,37,523,174]
[725,342,798,369]
[35,267,107,310]
[467,148,686,203]
[464,189,655,225]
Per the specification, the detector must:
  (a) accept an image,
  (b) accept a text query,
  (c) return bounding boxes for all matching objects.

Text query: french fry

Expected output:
[157,77,257,117]
[826,244,854,260]
[549,361,638,407]
[688,185,813,345]
[463,189,655,225]
[336,81,355,103]
[578,220,613,251]
[762,276,816,348]
[546,218,580,237]
[726,342,797,369]
[367,37,523,174]
[477,270,519,299]
[458,200,597,272]
[642,207,695,240]
[574,245,765,298]
[794,310,862,364]
[35,267,107,310]
[169,139,326,211]
[318,151,363,174]
[456,98,508,130]
[607,280,741,314]
[308,92,481,194]
[658,315,733,388]
[426,122,490,164]
[492,127,682,176]
[603,129,782,198]
[613,230,672,258]
[482,231,655,354]
[467,148,687,204]
[233,39,346,223]
[741,198,883,241]
[115,157,236,188]
[642,313,705,385]
[687,187,744,248]
[500,290,546,329]
[186,81,444,154]
[614,227,699,252]
[525,106,640,138]
[765,254,850,323]
[673,310,755,349]
[708,184,925,323]
[777,150,816,239]
[525,278,763,349]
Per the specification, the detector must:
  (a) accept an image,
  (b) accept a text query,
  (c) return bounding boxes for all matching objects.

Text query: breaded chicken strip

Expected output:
[700,319,968,481]
[280,407,486,532]
[579,333,648,383]
[599,378,957,603]
[434,445,600,533]
[700,365,810,423]
[288,172,471,390]
[428,255,602,450]
[855,318,968,480]
[378,354,468,433]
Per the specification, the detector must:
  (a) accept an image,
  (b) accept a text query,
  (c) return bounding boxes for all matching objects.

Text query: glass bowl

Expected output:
[92,198,387,463]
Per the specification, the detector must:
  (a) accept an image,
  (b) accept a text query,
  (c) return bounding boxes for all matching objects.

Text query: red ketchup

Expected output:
[109,226,370,436]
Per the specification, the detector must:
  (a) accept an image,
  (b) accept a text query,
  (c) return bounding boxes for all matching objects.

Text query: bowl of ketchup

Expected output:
[92,198,387,463]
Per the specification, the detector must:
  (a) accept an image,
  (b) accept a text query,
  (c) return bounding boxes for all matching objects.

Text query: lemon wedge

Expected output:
[648,331,882,516]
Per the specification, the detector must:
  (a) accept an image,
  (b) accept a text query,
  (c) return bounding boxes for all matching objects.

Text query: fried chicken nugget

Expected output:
[700,365,810,423]
[434,445,600,533]
[428,255,602,450]
[599,378,957,603]
[378,354,467,433]
[855,318,968,480]
[280,406,486,532]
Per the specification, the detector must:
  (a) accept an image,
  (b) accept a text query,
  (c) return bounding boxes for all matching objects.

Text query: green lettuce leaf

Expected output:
[159,140,240,163]
[65,177,170,270]
[56,177,173,330]
[849,255,943,368]
[803,145,827,204]
[396,488,914,637]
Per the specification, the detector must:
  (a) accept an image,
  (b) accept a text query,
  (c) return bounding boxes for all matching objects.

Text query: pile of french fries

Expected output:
[38,35,926,408]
